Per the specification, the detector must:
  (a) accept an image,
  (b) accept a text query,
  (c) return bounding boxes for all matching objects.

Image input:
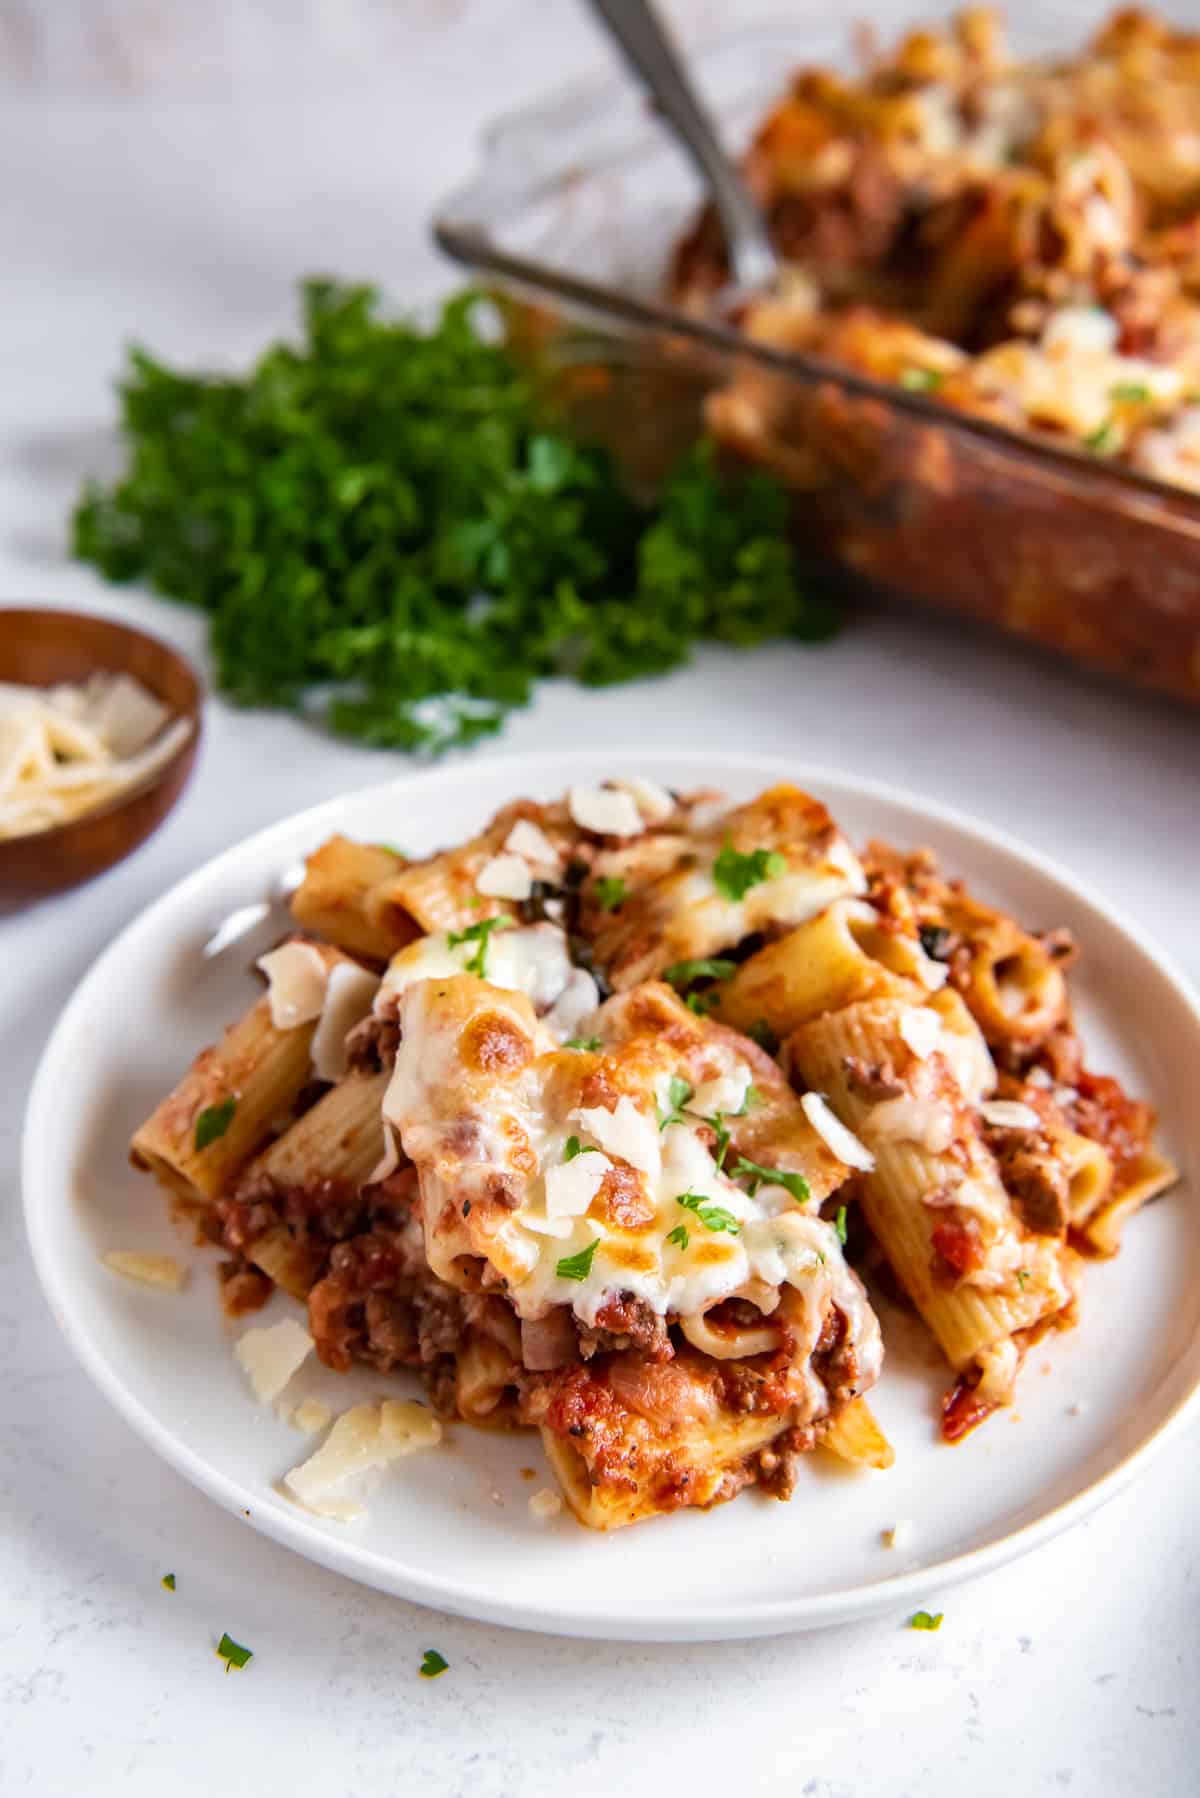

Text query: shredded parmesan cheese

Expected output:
[234,1318,314,1404]
[475,852,534,901]
[103,1250,187,1292]
[568,784,644,838]
[0,673,192,840]
[800,1091,876,1171]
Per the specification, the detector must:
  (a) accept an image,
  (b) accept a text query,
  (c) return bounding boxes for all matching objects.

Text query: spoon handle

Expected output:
[585,0,777,293]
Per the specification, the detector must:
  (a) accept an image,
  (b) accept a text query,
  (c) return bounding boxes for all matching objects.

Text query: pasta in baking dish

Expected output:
[131,778,1176,1527]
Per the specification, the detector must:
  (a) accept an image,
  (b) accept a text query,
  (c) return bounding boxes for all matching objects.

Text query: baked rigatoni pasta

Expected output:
[129,773,1176,1527]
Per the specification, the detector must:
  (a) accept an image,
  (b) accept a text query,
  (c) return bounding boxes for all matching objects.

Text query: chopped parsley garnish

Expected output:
[564,1135,598,1161]
[161,1572,176,1592]
[556,1239,600,1282]
[732,1155,811,1206]
[739,1085,763,1113]
[685,990,720,1016]
[707,1114,733,1172]
[373,842,406,856]
[594,876,628,912]
[909,1610,943,1632]
[662,957,737,989]
[419,1649,450,1679]
[747,1018,780,1056]
[712,841,787,902]
[447,913,513,976]
[918,923,950,961]
[194,1097,236,1151]
[1110,381,1150,404]
[675,1190,741,1235]
[216,1632,253,1672]
[564,1035,602,1052]
[900,368,944,392]
[667,1224,690,1250]
[72,283,838,755]
[834,1205,848,1245]
[1016,1267,1028,1289]
[1084,419,1116,453]
[658,1074,694,1131]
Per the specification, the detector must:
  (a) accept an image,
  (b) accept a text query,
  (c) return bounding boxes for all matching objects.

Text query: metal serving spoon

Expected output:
[585,0,778,297]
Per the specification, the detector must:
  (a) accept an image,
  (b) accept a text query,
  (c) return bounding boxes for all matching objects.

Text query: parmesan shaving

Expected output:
[613,775,674,822]
[545,1152,612,1218]
[257,941,328,1029]
[800,1091,876,1171]
[528,1488,564,1520]
[103,1250,187,1292]
[291,1399,332,1434]
[0,673,191,841]
[914,954,950,991]
[568,784,644,838]
[311,962,380,1082]
[234,1318,314,1404]
[898,1006,942,1060]
[572,1096,661,1175]
[867,1094,955,1154]
[283,1398,442,1520]
[883,1520,914,1549]
[504,819,561,869]
[475,852,534,901]
[979,1099,1042,1130]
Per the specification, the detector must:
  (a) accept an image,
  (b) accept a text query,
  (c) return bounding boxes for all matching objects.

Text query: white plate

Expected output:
[22,750,1200,1641]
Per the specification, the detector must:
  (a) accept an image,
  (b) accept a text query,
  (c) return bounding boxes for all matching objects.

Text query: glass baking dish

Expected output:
[434,12,1200,706]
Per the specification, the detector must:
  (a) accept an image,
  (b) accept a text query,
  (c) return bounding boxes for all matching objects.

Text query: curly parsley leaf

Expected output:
[662,957,737,990]
[564,1135,598,1162]
[834,1205,848,1245]
[675,1190,741,1235]
[161,1572,176,1592]
[712,841,787,901]
[73,283,838,754]
[594,876,627,912]
[667,1224,690,1250]
[564,1035,602,1052]
[732,1155,811,1206]
[419,1649,450,1679]
[195,1097,236,1152]
[909,1610,944,1632]
[447,913,513,976]
[747,1018,780,1056]
[556,1239,600,1282]
[658,1074,694,1131]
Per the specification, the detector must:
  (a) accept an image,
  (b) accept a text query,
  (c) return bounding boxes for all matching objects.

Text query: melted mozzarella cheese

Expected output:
[378,922,579,1026]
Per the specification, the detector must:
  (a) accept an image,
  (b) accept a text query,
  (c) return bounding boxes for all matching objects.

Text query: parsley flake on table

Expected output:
[194,1097,236,1151]
[216,1632,253,1672]
[712,840,787,901]
[72,282,839,755]
[161,1572,176,1592]
[419,1650,450,1679]
[909,1610,944,1631]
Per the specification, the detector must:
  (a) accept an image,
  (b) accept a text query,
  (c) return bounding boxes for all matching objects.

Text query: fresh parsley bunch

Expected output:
[74,280,838,753]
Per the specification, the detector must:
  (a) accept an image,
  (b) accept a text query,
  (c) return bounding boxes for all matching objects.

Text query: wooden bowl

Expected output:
[0,607,202,907]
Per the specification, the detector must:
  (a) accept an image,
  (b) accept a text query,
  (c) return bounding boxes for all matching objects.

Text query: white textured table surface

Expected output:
[1,5,1197,1793]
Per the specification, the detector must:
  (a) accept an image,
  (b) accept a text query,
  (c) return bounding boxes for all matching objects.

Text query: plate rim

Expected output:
[22,746,1200,1640]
